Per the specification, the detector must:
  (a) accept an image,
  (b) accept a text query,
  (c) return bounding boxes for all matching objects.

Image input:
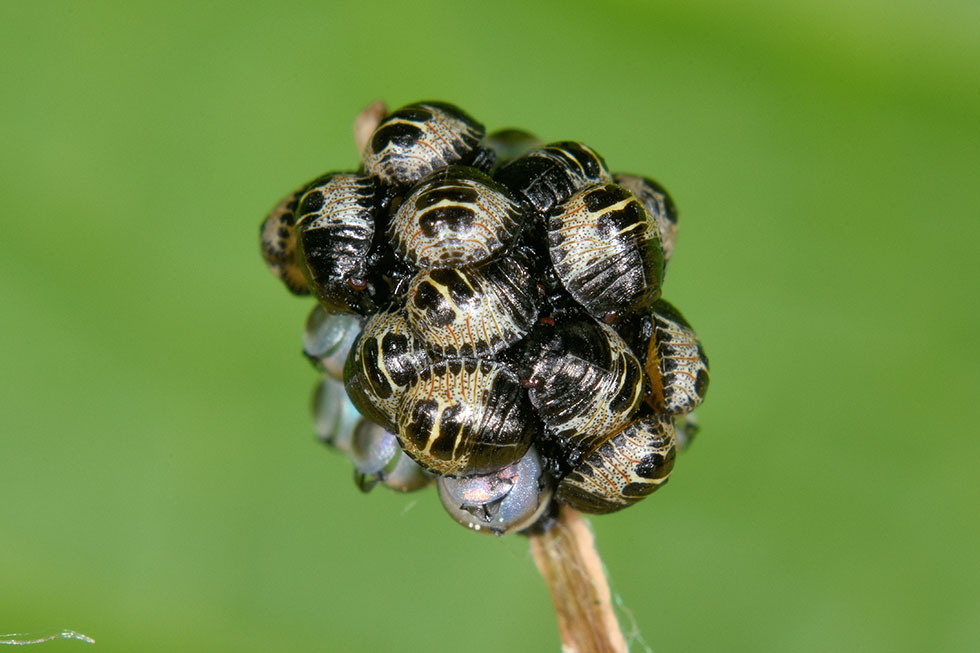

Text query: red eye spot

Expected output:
[348,277,368,291]
[538,316,555,326]
[601,311,617,324]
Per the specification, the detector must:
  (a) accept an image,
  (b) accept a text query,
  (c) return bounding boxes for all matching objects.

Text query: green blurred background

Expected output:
[2,1,978,651]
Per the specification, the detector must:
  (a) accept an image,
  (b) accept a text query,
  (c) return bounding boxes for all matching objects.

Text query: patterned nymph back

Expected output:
[259,100,710,536]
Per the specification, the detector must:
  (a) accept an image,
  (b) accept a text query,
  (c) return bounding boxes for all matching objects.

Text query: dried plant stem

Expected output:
[353,100,387,153]
[529,505,628,653]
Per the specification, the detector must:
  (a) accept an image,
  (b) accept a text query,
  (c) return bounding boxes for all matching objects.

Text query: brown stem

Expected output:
[353,100,387,153]
[528,505,628,653]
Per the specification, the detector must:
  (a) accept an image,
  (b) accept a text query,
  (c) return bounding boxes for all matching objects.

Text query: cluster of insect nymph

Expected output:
[260,100,709,536]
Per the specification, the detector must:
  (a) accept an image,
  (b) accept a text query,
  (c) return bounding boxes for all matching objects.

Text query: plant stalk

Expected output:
[528,505,628,653]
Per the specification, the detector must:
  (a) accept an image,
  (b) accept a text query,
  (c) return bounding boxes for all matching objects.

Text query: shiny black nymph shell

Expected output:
[259,180,314,295]
[548,183,665,322]
[343,308,430,432]
[388,166,525,270]
[494,141,613,215]
[405,249,538,358]
[397,358,536,477]
[627,299,710,416]
[614,173,679,264]
[362,101,488,189]
[555,410,676,514]
[296,173,383,315]
[523,316,644,459]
